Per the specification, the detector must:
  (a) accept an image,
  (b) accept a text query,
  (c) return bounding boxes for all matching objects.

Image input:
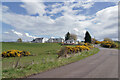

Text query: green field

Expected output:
[2,42,99,78]
[117,42,120,49]
[114,41,120,49]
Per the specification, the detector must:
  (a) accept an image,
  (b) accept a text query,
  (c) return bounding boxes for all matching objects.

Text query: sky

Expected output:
[1,0,119,42]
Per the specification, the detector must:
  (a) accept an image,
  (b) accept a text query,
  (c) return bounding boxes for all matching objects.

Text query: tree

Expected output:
[104,38,113,42]
[70,33,77,41]
[65,32,70,41]
[91,38,96,44]
[84,31,91,43]
[17,38,22,42]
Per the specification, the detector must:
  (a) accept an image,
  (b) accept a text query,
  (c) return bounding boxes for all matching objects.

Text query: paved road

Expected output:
[28,47,118,78]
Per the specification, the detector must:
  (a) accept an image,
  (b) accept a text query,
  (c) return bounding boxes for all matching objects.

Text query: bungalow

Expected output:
[64,39,75,44]
[47,38,64,43]
[31,38,48,43]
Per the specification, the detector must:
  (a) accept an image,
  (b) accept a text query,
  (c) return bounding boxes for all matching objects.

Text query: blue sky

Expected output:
[1,1,118,42]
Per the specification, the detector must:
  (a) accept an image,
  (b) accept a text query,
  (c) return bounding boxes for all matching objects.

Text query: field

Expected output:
[117,42,120,49]
[2,42,99,78]
[114,41,120,49]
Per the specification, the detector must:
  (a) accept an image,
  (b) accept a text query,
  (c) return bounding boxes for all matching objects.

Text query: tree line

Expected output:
[65,31,92,43]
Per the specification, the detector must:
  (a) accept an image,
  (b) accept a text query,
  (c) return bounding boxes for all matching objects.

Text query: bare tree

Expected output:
[70,33,77,41]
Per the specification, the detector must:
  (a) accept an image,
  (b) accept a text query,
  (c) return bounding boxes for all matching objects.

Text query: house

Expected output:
[75,41,79,44]
[47,38,64,43]
[64,39,75,44]
[31,38,48,43]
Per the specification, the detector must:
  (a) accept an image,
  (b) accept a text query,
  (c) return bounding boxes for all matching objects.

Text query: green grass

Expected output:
[117,42,120,49]
[114,41,120,49]
[2,42,99,78]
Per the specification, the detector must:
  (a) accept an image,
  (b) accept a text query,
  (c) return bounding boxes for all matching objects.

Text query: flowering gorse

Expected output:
[2,50,30,58]
[58,44,94,57]
[95,41,101,44]
[101,41,118,48]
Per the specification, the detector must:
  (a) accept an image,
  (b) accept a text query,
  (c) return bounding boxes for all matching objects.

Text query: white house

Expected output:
[31,38,48,43]
[64,39,75,44]
[47,38,64,43]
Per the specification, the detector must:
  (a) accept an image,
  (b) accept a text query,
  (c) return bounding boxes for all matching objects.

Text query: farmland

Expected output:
[114,41,120,49]
[117,41,120,49]
[2,42,99,78]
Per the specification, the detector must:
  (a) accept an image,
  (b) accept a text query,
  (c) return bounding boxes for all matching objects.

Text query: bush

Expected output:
[95,41,101,44]
[84,43,91,46]
[101,41,118,48]
[104,38,113,42]
[58,45,94,58]
[75,45,90,52]
[57,47,68,58]
[2,50,30,58]
[17,38,22,42]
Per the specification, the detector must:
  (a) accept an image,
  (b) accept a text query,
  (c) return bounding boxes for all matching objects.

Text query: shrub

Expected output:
[58,45,94,58]
[75,45,90,51]
[17,38,22,42]
[101,41,118,48]
[84,43,91,46]
[2,50,30,58]
[104,38,113,42]
[57,47,68,58]
[95,41,101,44]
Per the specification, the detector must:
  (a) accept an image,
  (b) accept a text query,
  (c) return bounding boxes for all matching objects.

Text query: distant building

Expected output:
[64,39,75,44]
[47,38,64,43]
[31,38,47,43]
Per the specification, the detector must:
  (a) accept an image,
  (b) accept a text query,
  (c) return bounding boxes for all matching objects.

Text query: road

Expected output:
[28,47,118,78]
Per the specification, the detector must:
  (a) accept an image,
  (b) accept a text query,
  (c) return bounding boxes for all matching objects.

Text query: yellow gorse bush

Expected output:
[2,50,30,58]
[65,45,94,54]
[95,41,101,44]
[58,44,94,58]
[84,43,90,46]
[101,41,118,48]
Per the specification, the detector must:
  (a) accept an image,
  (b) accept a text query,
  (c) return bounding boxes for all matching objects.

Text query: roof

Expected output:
[35,38,43,40]
[65,39,74,41]
[49,38,64,40]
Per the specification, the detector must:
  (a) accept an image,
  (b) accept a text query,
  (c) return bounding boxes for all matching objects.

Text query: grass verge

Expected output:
[2,42,99,78]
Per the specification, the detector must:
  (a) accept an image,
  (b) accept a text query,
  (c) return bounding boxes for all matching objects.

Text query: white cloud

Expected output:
[25,33,37,39]
[2,5,9,12]
[20,1,46,16]
[73,28,79,32]
[1,2,118,41]
[4,32,9,34]
[89,5,118,39]
[2,30,38,42]
[68,0,94,9]
[46,0,94,16]
[2,30,21,42]
[11,30,23,36]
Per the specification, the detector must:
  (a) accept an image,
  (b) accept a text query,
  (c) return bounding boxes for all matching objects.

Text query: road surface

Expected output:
[28,47,118,78]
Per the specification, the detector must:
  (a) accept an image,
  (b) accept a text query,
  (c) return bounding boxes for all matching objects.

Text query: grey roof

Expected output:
[35,38,43,40]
